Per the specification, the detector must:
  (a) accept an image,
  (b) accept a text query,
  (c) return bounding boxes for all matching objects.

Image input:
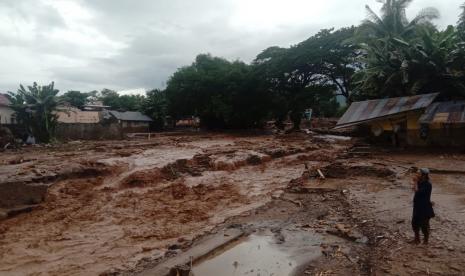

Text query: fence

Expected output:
[56,123,123,140]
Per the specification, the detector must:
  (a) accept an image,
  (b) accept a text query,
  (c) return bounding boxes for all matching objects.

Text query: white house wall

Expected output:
[0,106,15,124]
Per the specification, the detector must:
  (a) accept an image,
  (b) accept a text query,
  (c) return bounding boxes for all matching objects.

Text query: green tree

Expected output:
[7,82,60,143]
[99,89,145,111]
[351,0,465,99]
[142,89,167,130]
[253,28,351,129]
[403,26,465,99]
[99,89,121,109]
[457,2,465,40]
[166,54,270,129]
[60,90,89,109]
[358,0,439,41]
[306,84,340,117]
[292,27,361,102]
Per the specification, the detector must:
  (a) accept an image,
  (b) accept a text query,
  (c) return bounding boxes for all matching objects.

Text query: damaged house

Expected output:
[104,110,153,133]
[55,104,152,140]
[335,93,465,147]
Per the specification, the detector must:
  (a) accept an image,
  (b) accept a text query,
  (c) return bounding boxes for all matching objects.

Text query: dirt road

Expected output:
[0,133,464,275]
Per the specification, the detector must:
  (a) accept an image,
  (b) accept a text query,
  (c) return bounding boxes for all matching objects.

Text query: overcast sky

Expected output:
[1,0,463,95]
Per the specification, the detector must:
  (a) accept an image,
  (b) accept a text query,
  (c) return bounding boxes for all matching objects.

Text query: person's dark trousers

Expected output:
[412,217,430,244]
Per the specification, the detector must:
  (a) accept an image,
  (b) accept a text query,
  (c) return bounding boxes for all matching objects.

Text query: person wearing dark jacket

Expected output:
[411,168,435,245]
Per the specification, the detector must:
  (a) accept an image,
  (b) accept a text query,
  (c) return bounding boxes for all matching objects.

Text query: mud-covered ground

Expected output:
[0,132,464,276]
[294,151,465,276]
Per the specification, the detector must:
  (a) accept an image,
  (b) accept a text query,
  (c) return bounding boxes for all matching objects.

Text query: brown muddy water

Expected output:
[192,230,323,276]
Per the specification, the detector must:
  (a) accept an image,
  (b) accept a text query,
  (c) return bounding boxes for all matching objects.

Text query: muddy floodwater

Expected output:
[0,133,343,275]
[193,230,322,276]
[1,133,465,275]
[193,235,296,276]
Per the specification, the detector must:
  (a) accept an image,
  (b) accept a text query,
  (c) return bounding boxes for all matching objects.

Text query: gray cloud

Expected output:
[0,0,463,94]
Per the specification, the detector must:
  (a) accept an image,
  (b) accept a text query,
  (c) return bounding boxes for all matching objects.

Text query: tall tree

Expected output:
[359,0,439,41]
[294,27,361,102]
[253,28,351,129]
[99,89,145,111]
[60,90,89,109]
[353,0,451,99]
[99,89,121,109]
[118,94,145,111]
[142,89,168,130]
[457,2,465,40]
[166,54,270,129]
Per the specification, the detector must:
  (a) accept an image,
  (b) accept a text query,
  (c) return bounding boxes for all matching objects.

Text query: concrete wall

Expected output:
[407,125,465,147]
[0,106,15,124]
[56,107,100,124]
[367,111,465,147]
[56,123,123,140]
[121,121,150,133]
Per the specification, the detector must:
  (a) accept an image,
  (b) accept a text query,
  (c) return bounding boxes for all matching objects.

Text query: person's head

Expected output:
[418,168,430,182]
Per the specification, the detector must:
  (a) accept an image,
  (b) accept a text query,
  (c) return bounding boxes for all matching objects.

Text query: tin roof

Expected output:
[419,101,465,124]
[109,110,153,122]
[0,94,11,106]
[335,93,439,129]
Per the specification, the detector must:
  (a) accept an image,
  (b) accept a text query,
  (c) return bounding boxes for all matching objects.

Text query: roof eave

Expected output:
[334,109,424,130]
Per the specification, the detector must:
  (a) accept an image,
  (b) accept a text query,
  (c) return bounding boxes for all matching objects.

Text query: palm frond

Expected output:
[396,0,414,9]
[365,5,385,27]
[410,7,440,25]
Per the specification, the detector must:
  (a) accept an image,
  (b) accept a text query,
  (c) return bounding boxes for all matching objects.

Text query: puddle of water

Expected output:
[314,135,352,142]
[193,235,298,276]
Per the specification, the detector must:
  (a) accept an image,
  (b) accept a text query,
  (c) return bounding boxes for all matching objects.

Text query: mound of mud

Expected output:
[113,181,245,241]
[296,150,339,162]
[0,162,113,210]
[161,158,204,178]
[0,182,48,209]
[211,150,271,170]
[121,169,168,187]
[262,146,306,158]
[121,156,213,188]
[322,162,395,179]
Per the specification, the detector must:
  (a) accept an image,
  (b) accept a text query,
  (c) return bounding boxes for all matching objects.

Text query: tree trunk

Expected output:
[289,111,302,130]
[275,119,285,130]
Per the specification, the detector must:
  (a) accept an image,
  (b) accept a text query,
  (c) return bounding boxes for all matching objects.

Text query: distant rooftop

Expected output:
[0,94,11,106]
[108,110,153,122]
[83,101,109,108]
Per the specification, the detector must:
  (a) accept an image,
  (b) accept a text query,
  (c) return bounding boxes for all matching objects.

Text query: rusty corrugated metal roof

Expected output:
[419,101,465,124]
[335,93,439,129]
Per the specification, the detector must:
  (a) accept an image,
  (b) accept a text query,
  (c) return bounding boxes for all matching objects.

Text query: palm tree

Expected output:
[8,82,60,143]
[359,0,439,41]
[353,0,443,99]
[354,23,465,100]
[406,26,465,99]
[457,2,465,40]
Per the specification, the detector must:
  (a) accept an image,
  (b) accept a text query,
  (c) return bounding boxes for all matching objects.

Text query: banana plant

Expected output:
[7,82,61,143]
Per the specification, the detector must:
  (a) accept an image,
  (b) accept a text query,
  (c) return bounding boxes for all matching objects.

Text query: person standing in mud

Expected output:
[411,168,435,244]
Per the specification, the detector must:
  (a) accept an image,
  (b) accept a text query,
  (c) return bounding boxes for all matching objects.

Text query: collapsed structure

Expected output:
[335,93,465,146]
